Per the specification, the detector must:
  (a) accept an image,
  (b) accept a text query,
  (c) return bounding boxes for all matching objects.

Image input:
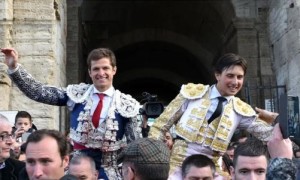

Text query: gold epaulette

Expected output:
[233,97,256,117]
[180,83,209,99]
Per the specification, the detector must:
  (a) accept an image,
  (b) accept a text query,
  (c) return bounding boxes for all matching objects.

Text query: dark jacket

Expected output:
[0,158,25,180]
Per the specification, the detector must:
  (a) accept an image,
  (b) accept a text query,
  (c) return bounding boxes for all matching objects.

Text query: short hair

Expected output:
[15,111,32,124]
[86,48,116,70]
[214,53,247,75]
[69,154,96,172]
[227,142,239,151]
[181,154,216,178]
[24,129,69,159]
[233,137,269,167]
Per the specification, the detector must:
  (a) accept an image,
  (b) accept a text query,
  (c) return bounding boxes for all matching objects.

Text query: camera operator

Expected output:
[139,92,164,137]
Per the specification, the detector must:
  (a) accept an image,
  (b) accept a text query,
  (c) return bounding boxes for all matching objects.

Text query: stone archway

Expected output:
[99,29,215,102]
[68,0,238,103]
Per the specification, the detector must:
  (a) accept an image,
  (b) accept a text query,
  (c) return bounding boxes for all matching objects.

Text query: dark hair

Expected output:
[15,111,32,124]
[222,153,233,174]
[181,154,216,178]
[214,53,247,75]
[86,48,116,70]
[24,129,69,159]
[233,137,269,167]
[227,142,239,151]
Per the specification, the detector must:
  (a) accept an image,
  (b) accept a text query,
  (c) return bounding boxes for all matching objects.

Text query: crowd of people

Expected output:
[0,47,299,180]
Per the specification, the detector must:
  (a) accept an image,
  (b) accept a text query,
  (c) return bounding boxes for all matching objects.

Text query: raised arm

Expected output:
[148,94,186,141]
[1,48,68,106]
[267,123,296,180]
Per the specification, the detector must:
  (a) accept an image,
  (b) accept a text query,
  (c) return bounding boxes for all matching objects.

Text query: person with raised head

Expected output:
[24,129,70,180]
[0,113,25,180]
[1,47,141,179]
[181,154,216,180]
[119,138,170,180]
[11,111,37,160]
[68,154,98,180]
[148,53,277,179]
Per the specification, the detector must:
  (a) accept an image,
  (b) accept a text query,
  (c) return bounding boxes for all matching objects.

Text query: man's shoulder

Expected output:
[6,158,25,167]
[115,90,140,118]
[4,158,25,174]
[232,97,256,116]
[179,83,210,99]
[66,83,93,103]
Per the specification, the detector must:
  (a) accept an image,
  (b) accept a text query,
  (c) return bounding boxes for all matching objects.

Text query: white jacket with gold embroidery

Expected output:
[149,83,273,153]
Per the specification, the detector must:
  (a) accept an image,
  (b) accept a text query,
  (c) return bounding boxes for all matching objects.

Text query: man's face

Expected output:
[0,122,14,162]
[231,155,267,180]
[215,65,244,96]
[15,117,32,131]
[69,158,98,180]
[183,166,214,180]
[226,148,234,161]
[164,132,173,150]
[88,57,116,92]
[26,136,69,180]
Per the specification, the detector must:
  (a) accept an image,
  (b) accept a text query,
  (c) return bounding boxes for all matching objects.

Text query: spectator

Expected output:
[60,174,79,180]
[164,131,174,150]
[68,154,98,180]
[225,142,239,161]
[181,154,216,180]
[0,113,25,180]
[230,138,268,180]
[24,129,70,180]
[14,111,36,135]
[118,138,170,180]
[1,47,141,179]
[11,111,37,160]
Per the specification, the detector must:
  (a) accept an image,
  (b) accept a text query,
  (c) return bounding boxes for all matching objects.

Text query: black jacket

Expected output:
[0,158,25,180]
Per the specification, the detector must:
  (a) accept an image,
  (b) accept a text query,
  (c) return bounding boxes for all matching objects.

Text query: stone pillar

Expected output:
[67,0,83,84]
[0,0,67,130]
[0,0,13,110]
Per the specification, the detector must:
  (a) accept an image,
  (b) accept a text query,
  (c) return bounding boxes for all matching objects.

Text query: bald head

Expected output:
[0,114,10,125]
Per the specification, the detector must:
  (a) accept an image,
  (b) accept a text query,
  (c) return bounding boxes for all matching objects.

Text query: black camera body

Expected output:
[139,92,164,118]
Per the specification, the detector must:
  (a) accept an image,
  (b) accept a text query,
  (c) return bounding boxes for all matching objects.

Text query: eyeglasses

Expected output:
[0,134,15,141]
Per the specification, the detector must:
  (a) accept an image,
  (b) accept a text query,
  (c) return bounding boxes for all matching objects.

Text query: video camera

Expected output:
[139,92,164,118]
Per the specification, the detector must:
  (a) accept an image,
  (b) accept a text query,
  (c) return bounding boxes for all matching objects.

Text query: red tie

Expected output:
[92,93,105,128]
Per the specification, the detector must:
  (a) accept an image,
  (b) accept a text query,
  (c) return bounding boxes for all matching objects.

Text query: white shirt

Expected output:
[206,85,233,120]
[90,86,114,124]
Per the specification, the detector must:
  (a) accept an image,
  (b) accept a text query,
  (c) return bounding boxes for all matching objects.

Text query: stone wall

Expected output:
[0,0,67,129]
[269,0,300,97]
[231,0,275,107]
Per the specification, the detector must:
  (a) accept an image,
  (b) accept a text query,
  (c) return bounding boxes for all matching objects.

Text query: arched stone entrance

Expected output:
[68,0,237,104]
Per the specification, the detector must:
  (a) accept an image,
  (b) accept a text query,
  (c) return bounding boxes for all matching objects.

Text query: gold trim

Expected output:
[180,83,209,99]
[169,140,188,175]
[233,97,256,116]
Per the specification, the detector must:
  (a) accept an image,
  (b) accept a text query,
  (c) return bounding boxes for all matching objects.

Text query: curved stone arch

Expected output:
[116,68,189,88]
[101,28,214,71]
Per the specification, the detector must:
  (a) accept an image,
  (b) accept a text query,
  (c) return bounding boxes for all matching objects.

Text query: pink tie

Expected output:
[92,93,105,128]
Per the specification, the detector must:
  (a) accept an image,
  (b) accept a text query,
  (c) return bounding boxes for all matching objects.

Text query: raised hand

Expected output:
[256,107,278,124]
[0,47,18,69]
[267,123,293,159]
